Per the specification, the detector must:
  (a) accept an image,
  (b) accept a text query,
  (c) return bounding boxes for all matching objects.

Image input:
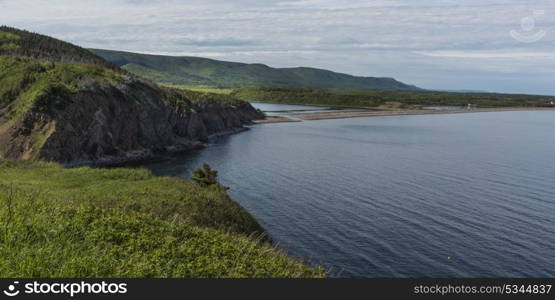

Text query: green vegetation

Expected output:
[90,49,418,90]
[0,26,115,69]
[160,86,246,115]
[192,163,221,187]
[87,47,553,109]
[0,56,126,120]
[0,26,262,162]
[232,87,387,108]
[0,26,246,121]
[166,86,234,95]
[0,27,319,277]
[232,87,555,109]
[0,161,324,277]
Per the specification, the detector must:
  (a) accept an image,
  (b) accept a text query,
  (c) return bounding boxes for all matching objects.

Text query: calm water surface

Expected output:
[144,108,555,277]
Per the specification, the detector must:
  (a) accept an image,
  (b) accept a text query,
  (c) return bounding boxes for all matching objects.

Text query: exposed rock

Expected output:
[0,79,263,166]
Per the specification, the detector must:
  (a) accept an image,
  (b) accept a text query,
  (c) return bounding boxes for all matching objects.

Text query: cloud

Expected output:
[415,50,555,59]
[173,38,258,47]
[1,0,554,94]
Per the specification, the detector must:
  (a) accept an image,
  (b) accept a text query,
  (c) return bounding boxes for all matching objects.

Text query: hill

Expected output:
[0,27,263,165]
[89,48,420,90]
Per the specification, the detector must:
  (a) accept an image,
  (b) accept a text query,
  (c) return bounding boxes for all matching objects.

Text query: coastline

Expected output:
[253,116,301,124]
[255,107,555,123]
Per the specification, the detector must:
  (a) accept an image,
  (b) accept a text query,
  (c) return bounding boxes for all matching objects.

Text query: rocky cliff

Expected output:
[0,27,263,165]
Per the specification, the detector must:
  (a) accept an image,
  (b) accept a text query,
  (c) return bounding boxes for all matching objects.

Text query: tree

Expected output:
[191,163,219,187]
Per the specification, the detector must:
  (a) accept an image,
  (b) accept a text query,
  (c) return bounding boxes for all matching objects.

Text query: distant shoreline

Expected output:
[254,107,555,123]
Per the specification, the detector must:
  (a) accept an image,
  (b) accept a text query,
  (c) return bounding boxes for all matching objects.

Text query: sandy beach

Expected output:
[253,116,301,124]
[255,107,555,123]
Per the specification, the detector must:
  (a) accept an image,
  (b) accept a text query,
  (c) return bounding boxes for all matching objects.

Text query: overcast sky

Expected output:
[2,0,554,94]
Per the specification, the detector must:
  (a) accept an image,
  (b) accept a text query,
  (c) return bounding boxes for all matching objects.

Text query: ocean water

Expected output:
[144,108,555,277]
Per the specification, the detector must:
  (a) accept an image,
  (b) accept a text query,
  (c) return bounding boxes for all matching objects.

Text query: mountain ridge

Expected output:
[89,48,420,90]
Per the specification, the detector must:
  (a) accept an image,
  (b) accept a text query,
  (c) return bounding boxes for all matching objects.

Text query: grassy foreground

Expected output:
[0,161,324,278]
[0,56,125,121]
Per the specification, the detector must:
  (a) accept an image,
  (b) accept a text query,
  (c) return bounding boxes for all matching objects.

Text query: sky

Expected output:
[1,0,554,95]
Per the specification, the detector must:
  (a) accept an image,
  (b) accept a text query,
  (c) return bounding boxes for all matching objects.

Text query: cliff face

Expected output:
[0,78,262,165]
[0,27,263,165]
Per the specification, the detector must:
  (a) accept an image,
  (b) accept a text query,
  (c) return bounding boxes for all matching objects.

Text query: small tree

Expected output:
[191,163,219,187]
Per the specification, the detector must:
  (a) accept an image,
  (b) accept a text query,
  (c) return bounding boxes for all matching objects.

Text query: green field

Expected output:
[0,161,324,277]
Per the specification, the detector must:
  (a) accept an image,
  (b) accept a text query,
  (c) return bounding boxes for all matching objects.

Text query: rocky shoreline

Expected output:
[1,78,264,166]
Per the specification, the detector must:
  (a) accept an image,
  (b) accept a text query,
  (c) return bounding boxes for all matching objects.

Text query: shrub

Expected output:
[191,163,220,187]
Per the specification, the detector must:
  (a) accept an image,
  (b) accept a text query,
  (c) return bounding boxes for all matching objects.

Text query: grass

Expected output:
[165,85,234,95]
[0,161,324,278]
[0,56,242,123]
[163,85,244,106]
[0,50,257,163]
